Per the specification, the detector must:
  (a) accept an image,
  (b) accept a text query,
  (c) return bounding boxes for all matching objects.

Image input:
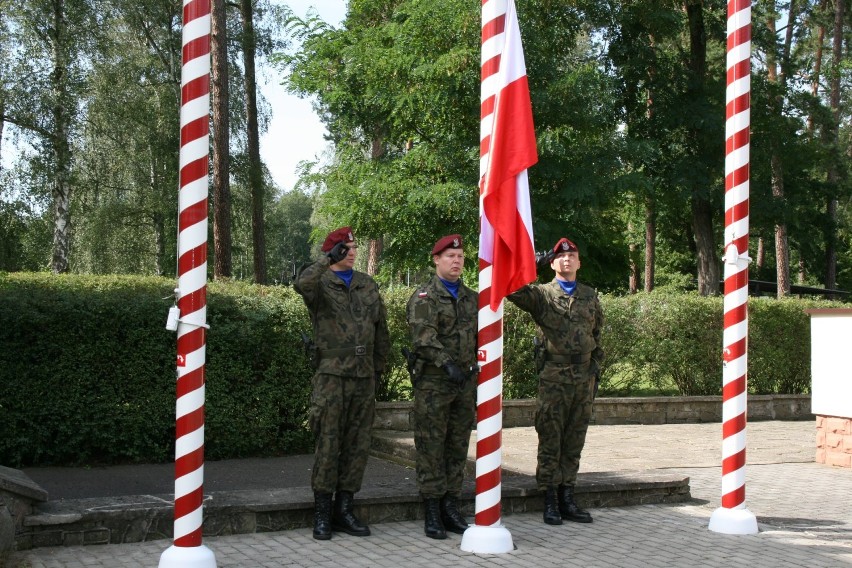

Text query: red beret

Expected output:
[321,226,355,252]
[431,234,463,255]
[552,237,578,253]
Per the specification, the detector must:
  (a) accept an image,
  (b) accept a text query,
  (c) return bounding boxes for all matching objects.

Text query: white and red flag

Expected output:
[479,0,538,309]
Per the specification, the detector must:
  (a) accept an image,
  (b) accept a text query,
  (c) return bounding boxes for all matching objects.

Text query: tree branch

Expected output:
[0,113,52,140]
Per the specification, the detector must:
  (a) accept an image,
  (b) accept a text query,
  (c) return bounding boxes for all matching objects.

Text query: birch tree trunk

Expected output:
[50,0,73,274]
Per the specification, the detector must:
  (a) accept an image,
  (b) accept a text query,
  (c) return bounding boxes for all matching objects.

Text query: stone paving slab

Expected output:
[502,420,818,473]
[374,420,817,477]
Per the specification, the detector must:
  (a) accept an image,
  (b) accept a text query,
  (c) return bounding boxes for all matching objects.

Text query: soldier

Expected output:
[507,237,604,525]
[406,235,478,539]
[294,226,391,540]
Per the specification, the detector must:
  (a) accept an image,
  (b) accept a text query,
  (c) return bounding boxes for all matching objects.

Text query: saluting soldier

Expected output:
[295,226,391,540]
[507,237,604,525]
[406,235,478,540]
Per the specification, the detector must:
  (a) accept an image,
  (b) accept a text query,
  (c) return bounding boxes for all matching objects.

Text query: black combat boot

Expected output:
[313,492,333,540]
[558,484,593,523]
[332,491,371,536]
[423,497,447,539]
[440,494,469,534]
[543,486,563,525]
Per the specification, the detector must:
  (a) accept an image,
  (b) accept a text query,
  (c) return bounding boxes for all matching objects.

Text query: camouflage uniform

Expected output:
[295,256,390,494]
[407,275,478,499]
[508,280,604,490]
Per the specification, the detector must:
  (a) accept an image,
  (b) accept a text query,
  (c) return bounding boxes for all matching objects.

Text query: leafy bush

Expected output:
[0,273,843,467]
[629,293,724,396]
[378,286,417,401]
[501,291,844,398]
[747,298,820,394]
[590,292,840,397]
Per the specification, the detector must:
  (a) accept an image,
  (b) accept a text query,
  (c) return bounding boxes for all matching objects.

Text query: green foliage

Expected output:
[2,0,851,298]
[265,189,314,283]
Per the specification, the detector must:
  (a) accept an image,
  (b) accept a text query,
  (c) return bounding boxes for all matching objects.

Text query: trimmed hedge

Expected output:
[0,273,315,467]
[594,293,838,397]
[0,273,843,467]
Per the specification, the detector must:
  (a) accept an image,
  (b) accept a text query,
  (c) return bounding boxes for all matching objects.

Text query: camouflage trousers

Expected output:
[534,361,595,490]
[309,373,376,494]
[413,375,476,499]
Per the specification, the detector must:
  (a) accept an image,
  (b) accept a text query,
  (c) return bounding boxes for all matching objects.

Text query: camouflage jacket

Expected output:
[294,257,390,377]
[406,275,478,372]
[507,279,604,367]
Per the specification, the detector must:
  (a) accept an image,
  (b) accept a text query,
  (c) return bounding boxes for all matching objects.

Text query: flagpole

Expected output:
[160,0,217,565]
[460,261,513,553]
[461,0,527,554]
[709,0,757,536]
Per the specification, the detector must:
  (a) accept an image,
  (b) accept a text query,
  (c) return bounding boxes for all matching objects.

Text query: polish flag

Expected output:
[479,0,538,311]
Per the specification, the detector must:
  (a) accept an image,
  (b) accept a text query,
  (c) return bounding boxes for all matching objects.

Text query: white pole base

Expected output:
[709,507,758,535]
[159,544,217,568]
[460,524,514,554]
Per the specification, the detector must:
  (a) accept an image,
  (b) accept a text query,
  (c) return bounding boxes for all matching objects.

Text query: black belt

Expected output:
[319,344,372,358]
[422,363,477,375]
[545,352,591,364]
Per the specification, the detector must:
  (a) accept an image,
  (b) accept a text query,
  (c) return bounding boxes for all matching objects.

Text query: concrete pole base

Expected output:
[709,506,758,535]
[460,524,514,554]
[159,544,217,568]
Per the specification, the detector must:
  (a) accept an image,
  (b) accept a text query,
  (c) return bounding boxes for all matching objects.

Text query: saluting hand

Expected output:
[535,250,555,270]
[327,242,349,263]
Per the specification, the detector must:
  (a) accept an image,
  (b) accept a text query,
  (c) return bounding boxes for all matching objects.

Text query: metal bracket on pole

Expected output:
[177,315,210,330]
[723,243,752,269]
[165,288,181,331]
[166,288,210,331]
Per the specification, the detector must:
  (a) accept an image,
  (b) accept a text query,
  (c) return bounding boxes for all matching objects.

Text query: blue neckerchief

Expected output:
[558,279,577,296]
[333,269,354,288]
[440,277,461,299]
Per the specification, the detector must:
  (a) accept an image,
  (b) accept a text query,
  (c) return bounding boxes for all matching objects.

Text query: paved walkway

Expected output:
[7,421,852,568]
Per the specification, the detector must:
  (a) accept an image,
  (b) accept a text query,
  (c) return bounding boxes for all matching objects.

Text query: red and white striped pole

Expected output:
[460,0,513,554]
[160,0,217,565]
[709,0,757,536]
